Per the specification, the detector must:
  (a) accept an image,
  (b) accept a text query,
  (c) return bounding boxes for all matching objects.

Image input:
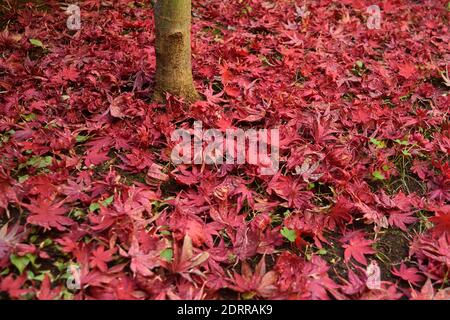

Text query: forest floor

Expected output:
[0,0,449,300]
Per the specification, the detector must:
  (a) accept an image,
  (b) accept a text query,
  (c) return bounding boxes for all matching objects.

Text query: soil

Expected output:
[323,227,411,284]
[375,228,411,282]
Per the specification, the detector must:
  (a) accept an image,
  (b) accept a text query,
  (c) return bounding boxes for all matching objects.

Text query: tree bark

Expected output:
[153,0,199,102]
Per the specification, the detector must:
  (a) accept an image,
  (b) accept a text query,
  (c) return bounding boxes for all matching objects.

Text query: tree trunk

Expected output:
[153,0,199,102]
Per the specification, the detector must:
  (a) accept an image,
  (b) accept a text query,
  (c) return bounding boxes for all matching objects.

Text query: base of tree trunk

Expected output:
[152,83,199,103]
[153,0,199,103]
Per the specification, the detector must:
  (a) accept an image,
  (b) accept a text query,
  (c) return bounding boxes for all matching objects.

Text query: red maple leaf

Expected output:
[147,163,169,182]
[267,174,313,209]
[410,279,450,300]
[275,253,338,299]
[119,149,154,171]
[311,115,337,145]
[166,235,209,277]
[0,170,17,212]
[183,219,207,246]
[0,274,29,299]
[411,160,429,180]
[203,84,227,105]
[52,66,79,84]
[429,205,450,236]
[388,211,417,231]
[392,263,424,286]
[171,165,203,186]
[37,274,61,300]
[124,237,166,277]
[84,148,110,167]
[340,269,365,295]
[89,246,117,272]
[60,179,92,203]
[428,176,450,202]
[343,236,376,265]
[412,233,450,267]
[228,257,278,299]
[326,196,353,230]
[61,66,79,81]
[22,198,74,231]
[398,62,416,79]
[84,137,113,161]
[0,223,25,263]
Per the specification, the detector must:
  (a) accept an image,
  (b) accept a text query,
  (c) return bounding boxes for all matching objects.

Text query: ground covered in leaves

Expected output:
[0,0,449,300]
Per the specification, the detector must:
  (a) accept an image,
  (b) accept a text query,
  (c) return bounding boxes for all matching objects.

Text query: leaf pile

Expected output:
[0,0,449,300]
